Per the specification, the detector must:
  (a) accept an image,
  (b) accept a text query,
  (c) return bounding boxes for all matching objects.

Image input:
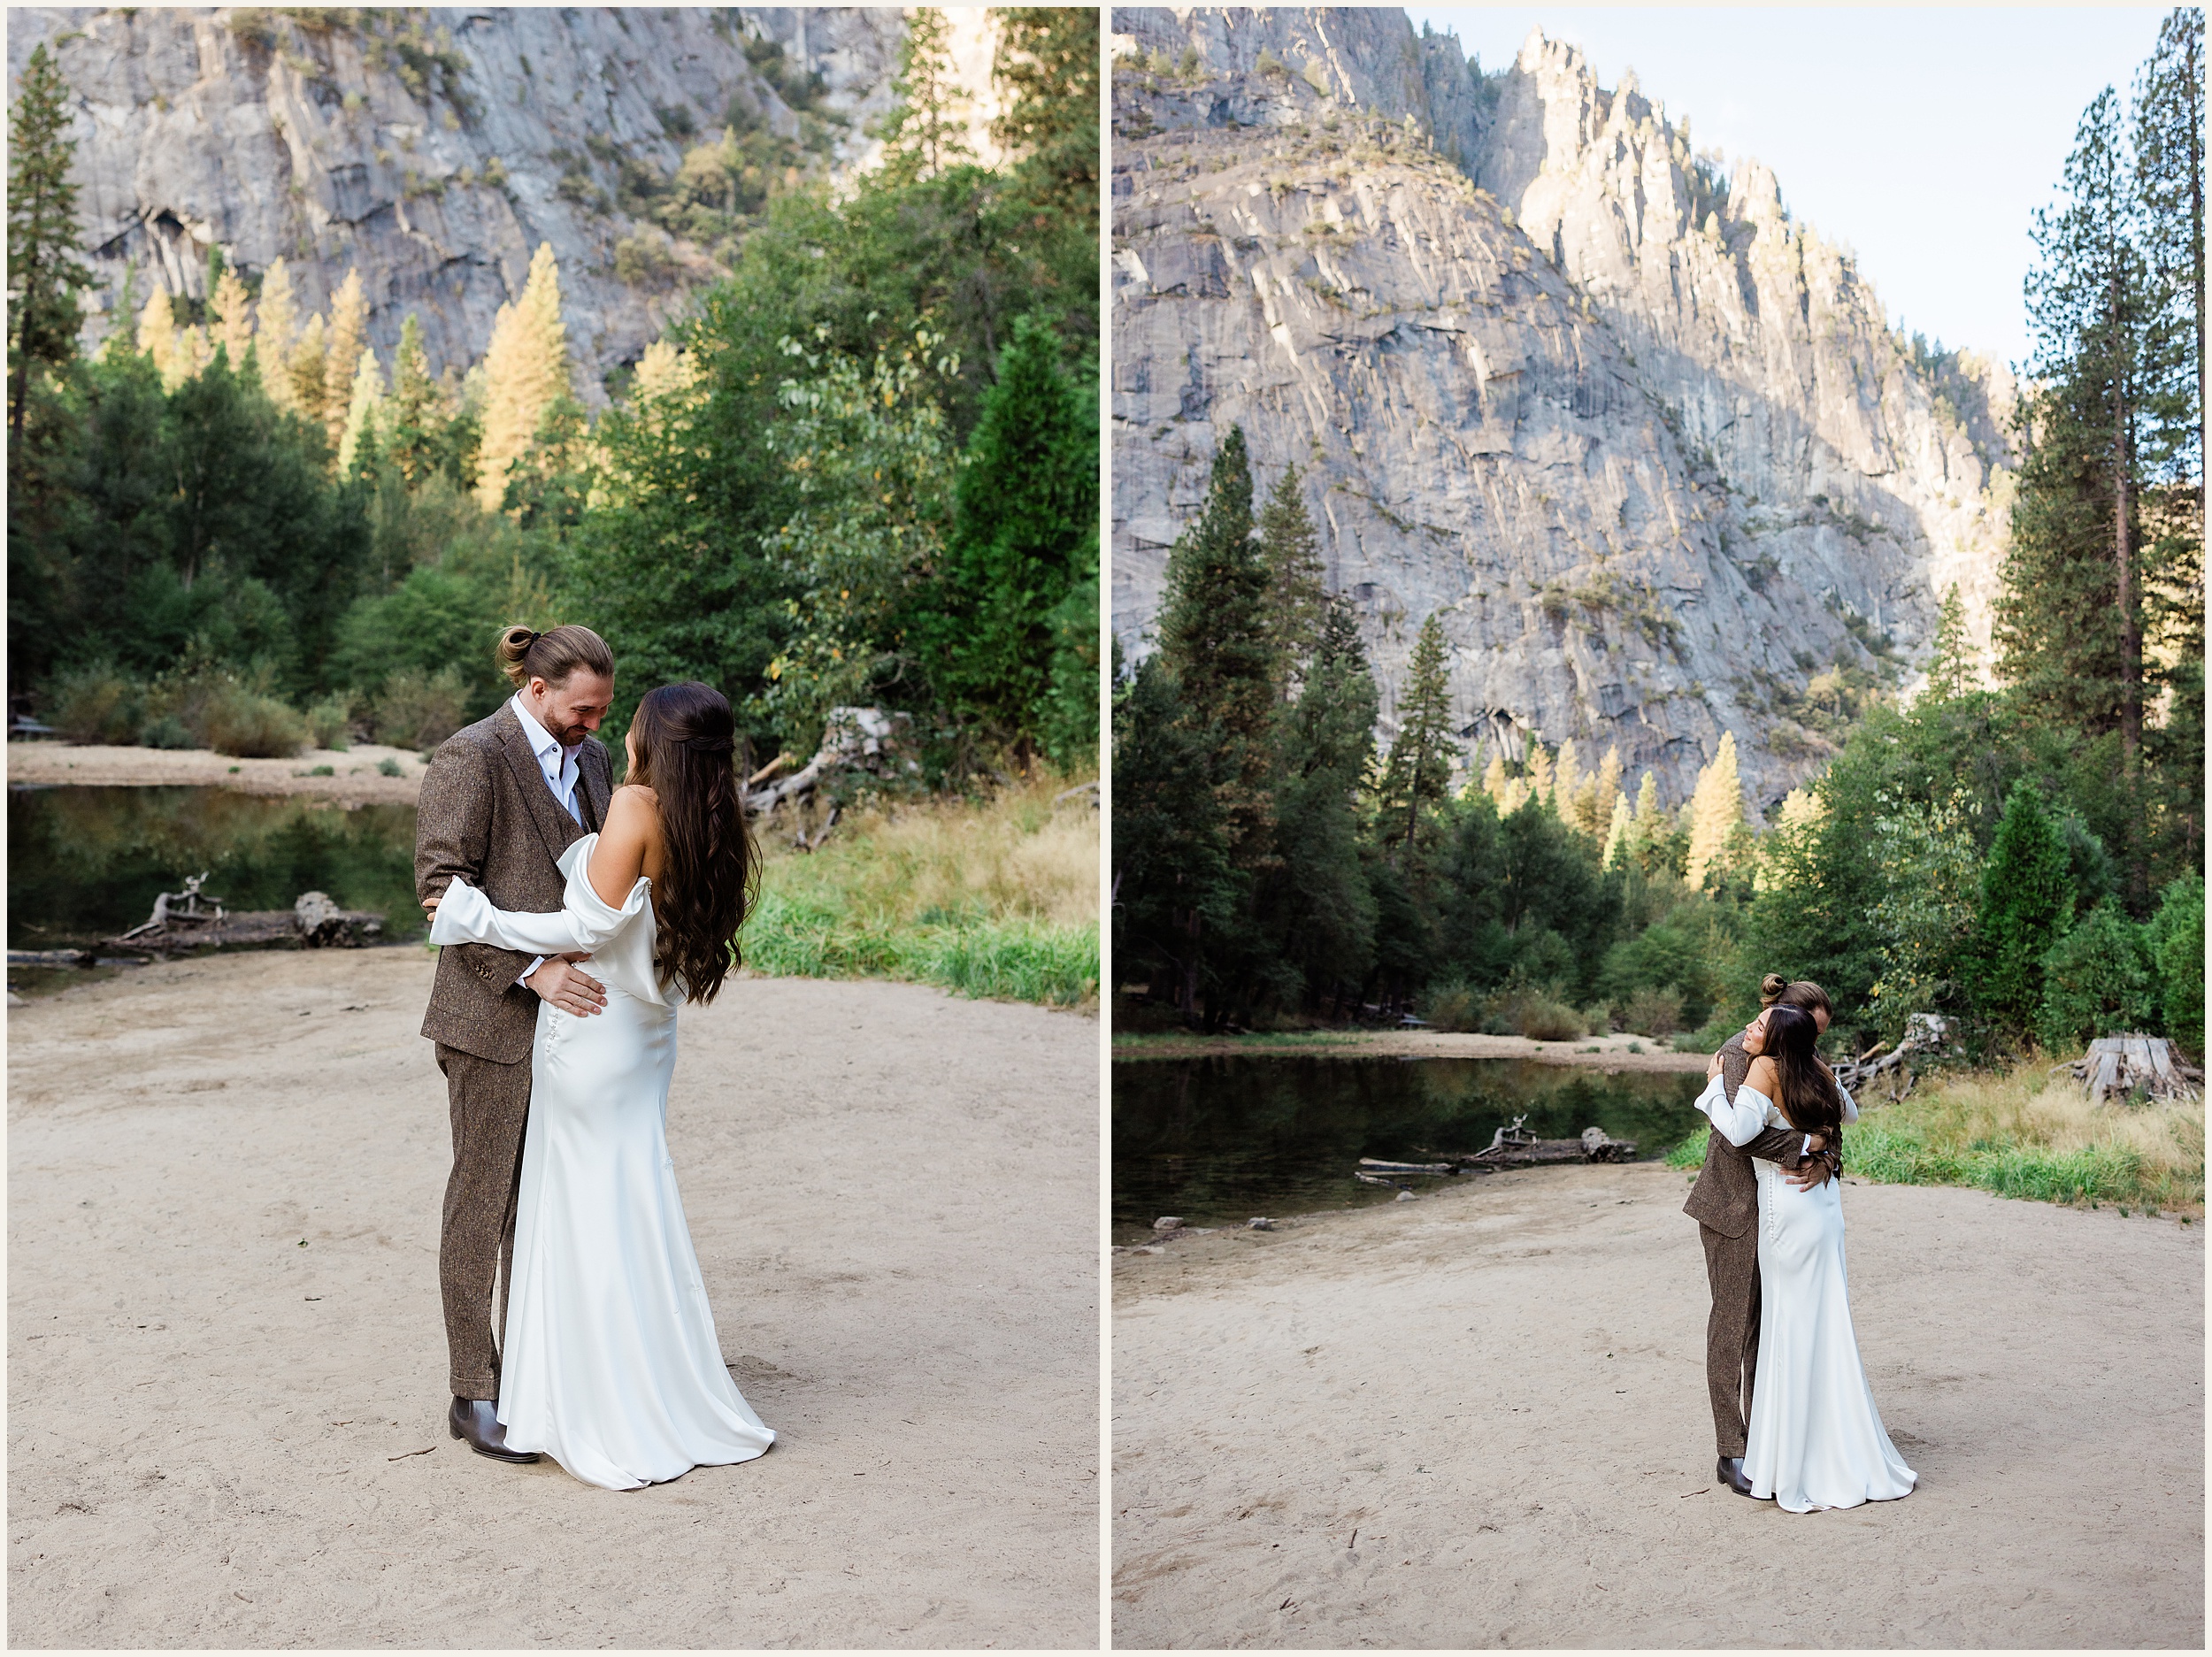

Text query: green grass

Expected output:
[1662,1060,2203,1217]
[737,774,1099,1009]
[743,889,1097,1007]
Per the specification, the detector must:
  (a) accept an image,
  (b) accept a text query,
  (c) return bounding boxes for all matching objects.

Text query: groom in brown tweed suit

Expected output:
[1684,981,1839,1498]
[414,625,614,1462]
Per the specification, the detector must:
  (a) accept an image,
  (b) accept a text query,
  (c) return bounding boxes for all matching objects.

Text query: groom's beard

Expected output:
[541,712,590,748]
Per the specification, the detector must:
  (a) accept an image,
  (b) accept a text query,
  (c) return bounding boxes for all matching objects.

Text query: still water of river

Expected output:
[1113,1054,1705,1241]
[8,786,422,958]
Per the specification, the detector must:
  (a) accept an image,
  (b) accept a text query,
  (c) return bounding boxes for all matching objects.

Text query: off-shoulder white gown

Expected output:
[1693,1073,1916,1513]
[431,834,774,1490]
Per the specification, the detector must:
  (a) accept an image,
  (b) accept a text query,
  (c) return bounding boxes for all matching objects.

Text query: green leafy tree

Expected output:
[991,5,1099,221]
[7,42,94,452]
[1970,781,2078,1038]
[1867,787,1984,1039]
[2037,901,2161,1053]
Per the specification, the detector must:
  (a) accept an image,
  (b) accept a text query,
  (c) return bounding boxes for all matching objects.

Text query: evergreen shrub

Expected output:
[2036,901,2161,1054]
[2147,875,2205,1053]
[1620,985,1685,1037]
[373,665,469,749]
[305,697,353,750]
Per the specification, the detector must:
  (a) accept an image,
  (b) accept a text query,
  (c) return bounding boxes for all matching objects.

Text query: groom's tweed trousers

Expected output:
[417,703,611,1399]
[1682,1033,1839,1459]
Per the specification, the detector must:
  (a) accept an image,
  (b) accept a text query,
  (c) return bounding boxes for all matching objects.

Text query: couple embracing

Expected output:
[415,623,775,1491]
[1685,975,1917,1514]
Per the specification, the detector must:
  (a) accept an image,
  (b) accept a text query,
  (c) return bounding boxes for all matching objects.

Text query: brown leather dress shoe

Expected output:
[1717,1454,1758,1498]
[449,1396,539,1464]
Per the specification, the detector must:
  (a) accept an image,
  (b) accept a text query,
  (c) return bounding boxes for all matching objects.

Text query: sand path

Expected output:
[9,947,1099,1648]
[1114,1162,2202,1649]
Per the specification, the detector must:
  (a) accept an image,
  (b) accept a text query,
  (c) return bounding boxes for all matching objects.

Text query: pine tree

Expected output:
[1969,779,2078,1035]
[1267,593,1380,1007]
[211,267,255,369]
[475,242,572,512]
[1481,751,1509,804]
[933,312,1094,752]
[321,265,370,449]
[136,286,181,386]
[1526,742,1554,806]
[338,346,385,474]
[2134,6,2205,483]
[630,339,697,407]
[384,312,439,481]
[1601,791,1633,869]
[1593,744,1624,830]
[1924,582,1973,699]
[8,42,94,451]
[1686,732,1744,889]
[255,257,300,409]
[990,6,1098,219]
[1376,611,1456,857]
[1999,88,2150,771]
[285,312,328,431]
[1256,464,1326,695]
[1555,740,1583,821]
[1631,769,1663,867]
[1149,425,1279,1017]
[876,8,974,187]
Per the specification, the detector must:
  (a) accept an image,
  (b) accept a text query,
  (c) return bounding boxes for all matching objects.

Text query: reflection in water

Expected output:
[8,786,422,951]
[1112,1055,1705,1239]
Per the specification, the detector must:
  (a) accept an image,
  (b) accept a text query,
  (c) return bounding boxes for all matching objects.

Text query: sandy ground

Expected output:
[8,740,425,805]
[1114,1162,2204,1649]
[8,947,1100,1648]
[1114,1031,1707,1074]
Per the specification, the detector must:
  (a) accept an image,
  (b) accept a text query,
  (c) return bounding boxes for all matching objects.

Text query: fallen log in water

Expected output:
[1413,1128,1639,1169]
[103,892,383,955]
[1357,1158,1455,1175]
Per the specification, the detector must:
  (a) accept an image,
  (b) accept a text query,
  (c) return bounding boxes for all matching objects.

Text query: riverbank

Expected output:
[1113,1159,2203,1649]
[7,739,425,804]
[1114,1027,1707,1072]
[8,947,1099,1647]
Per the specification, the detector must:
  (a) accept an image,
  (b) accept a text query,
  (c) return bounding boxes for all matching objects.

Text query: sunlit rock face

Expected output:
[5,6,935,395]
[1111,6,2013,813]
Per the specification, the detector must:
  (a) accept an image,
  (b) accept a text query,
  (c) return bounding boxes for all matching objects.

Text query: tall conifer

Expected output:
[1376,611,1456,858]
[1970,781,2078,1033]
[255,257,301,409]
[876,9,973,187]
[476,243,572,511]
[322,266,370,448]
[1686,732,1744,890]
[7,42,93,450]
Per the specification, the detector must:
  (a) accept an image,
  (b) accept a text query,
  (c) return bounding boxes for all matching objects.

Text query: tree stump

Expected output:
[2053,1035,2203,1105]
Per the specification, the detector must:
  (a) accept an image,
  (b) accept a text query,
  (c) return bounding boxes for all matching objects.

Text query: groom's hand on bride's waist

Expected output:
[526,955,607,1016]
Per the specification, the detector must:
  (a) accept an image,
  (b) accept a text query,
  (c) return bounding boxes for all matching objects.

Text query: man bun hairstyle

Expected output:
[1757,974,1832,1019]
[495,623,614,692]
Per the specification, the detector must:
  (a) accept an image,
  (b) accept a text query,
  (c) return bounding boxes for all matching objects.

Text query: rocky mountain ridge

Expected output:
[8,6,1004,396]
[1110,6,2016,814]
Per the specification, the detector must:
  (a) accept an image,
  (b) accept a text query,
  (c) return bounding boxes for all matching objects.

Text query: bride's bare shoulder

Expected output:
[1744,1054,1781,1094]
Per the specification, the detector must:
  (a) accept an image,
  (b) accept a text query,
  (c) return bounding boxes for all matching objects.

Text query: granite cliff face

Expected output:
[1110,6,2016,813]
[7,6,1002,395]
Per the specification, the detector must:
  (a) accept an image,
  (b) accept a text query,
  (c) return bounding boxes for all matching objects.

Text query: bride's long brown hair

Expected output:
[626,682,756,1003]
[1762,1004,1845,1138]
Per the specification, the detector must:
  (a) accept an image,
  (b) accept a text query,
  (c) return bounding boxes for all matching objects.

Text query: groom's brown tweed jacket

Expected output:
[1682,1032,1839,1236]
[414,702,612,1064]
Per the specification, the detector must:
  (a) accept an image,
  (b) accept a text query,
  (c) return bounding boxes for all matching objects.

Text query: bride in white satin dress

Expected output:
[1690,1003,1916,1514]
[427,681,774,1491]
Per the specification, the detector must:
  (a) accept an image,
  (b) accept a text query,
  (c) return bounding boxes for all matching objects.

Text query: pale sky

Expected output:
[1405,6,2173,372]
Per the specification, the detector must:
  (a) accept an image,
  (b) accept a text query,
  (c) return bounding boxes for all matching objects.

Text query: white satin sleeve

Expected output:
[1838,1082,1859,1124]
[1694,1072,1773,1147]
[428,878,588,956]
[427,834,650,963]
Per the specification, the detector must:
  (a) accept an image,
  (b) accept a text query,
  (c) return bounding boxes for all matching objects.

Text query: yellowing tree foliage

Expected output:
[475,242,572,513]
[1685,731,1744,889]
